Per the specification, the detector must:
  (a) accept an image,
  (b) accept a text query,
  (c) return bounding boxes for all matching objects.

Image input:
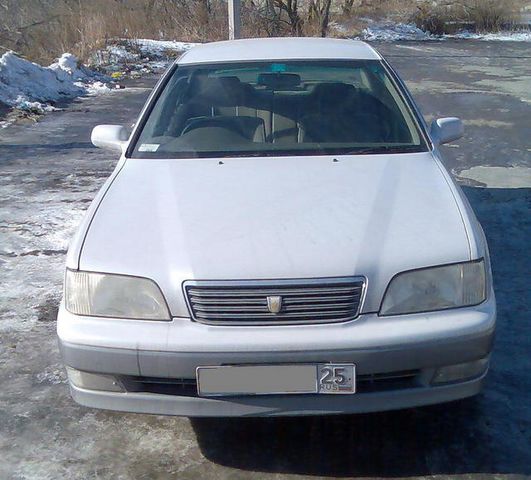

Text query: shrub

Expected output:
[466,0,516,32]
[410,3,452,36]
[411,0,518,35]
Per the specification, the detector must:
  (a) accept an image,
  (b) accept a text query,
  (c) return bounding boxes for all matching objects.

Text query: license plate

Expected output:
[196,363,356,396]
[317,364,356,394]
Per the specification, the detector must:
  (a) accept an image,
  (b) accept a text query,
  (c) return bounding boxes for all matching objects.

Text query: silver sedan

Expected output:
[58,38,495,416]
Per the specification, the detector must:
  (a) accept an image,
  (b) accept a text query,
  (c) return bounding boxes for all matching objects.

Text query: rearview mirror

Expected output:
[257,73,301,90]
[91,125,129,152]
[430,117,464,145]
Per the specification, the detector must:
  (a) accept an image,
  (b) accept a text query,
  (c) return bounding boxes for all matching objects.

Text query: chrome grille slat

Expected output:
[283,294,360,304]
[194,308,356,316]
[195,305,271,312]
[194,302,357,313]
[187,286,362,297]
[194,311,356,320]
[184,277,365,325]
[283,303,356,311]
[188,297,268,305]
[188,295,360,307]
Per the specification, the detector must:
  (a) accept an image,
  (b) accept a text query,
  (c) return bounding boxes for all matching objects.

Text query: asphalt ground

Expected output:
[0,40,529,479]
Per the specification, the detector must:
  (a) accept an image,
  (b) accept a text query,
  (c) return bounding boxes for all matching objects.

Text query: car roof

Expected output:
[178,37,381,65]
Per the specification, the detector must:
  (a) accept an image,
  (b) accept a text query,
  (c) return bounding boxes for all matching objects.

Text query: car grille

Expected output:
[183,277,365,325]
[119,370,420,397]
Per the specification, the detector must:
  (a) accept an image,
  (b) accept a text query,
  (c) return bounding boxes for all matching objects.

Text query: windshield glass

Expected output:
[130,60,427,158]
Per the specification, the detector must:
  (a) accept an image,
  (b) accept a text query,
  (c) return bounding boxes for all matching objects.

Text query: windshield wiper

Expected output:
[344,145,424,155]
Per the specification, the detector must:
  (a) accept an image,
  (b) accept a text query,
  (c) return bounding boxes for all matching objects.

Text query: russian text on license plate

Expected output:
[196,363,356,396]
[318,364,356,394]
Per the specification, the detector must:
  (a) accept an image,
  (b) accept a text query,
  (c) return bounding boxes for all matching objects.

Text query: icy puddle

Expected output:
[458,166,531,188]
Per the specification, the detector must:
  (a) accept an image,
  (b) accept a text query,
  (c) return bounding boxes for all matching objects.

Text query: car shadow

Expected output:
[192,399,493,477]
[192,186,531,477]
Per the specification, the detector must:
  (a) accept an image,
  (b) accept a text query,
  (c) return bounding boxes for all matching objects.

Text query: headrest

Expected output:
[188,76,245,105]
[311,83,356,110]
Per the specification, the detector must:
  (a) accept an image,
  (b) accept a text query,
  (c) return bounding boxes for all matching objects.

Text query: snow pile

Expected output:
[0,52,111,113]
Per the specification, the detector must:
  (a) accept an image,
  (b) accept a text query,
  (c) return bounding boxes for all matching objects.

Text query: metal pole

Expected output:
[228,0,241,40]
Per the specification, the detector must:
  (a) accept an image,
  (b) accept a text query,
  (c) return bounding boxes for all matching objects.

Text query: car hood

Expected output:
[79,153,471,315]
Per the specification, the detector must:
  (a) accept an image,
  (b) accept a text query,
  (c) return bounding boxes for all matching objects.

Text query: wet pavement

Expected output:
[0,40,530,479]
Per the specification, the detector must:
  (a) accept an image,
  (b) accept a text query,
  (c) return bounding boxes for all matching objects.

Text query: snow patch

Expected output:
[92,39,200,77]
[361,23,434,41]
[13,97,60,114]
[0,182,89,332]
[134,39,199,56]
[103,45,141,65]
[36,364,68,385]
[359,21,531,42]
[448,30,531,42]
[0,52,111,113]
[85,81,112,95]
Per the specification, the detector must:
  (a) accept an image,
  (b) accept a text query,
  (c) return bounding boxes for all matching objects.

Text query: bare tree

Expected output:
[341,0,355,15]
[264,0,282,35]
[274,0,303,35]
[308,0,333,36]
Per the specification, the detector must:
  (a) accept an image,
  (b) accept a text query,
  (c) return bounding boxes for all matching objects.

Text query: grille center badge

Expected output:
[266,296,283,314]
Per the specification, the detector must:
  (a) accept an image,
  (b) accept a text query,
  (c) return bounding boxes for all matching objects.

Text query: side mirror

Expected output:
[430,117,464,145]
[91,125,129,152]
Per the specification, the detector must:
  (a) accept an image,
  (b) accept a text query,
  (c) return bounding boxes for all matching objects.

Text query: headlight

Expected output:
[380,259,486,316]
[65,270,170,320]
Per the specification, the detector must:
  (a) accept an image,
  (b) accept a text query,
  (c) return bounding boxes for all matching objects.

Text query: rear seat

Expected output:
[166,76,394,146]
[270,93,301,144]
[215,82,273,141]
[299,83,399,143]
[167,76,300,144]
[167,76,273,141]
[265,83,393,145]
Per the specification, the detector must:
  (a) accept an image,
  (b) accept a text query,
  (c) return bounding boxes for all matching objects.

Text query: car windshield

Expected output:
[130,60,428,158]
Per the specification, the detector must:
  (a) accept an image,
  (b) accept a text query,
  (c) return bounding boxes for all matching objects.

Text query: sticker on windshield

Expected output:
[139,143,159,152]
[270,63,287,73]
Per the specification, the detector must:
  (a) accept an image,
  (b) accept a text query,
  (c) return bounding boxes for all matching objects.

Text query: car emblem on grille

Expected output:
[266,296,283,314]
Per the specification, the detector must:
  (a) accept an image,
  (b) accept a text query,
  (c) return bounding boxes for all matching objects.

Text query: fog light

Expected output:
[66,367,124,392]
[432,357,489,385]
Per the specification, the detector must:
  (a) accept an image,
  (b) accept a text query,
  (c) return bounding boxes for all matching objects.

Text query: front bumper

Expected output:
[68,373,487,417]
[57,294,495,417]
